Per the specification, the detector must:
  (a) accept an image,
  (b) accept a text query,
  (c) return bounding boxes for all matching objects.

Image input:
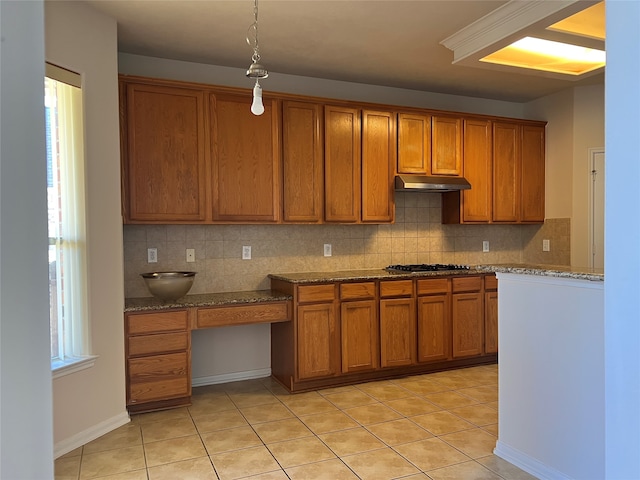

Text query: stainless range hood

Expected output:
[394,174,471,192]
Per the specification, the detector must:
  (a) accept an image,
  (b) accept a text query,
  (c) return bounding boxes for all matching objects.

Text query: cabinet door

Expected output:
[362,110,396,223]
[431,116,462,176]
[452,292,483,358]
[484,291,498,354]
[211,92,281,222]
[297,303,338,380]
[461,118,492,222]
[380,298,416,368]
[123,83,207,222]
[521,124,545,223]
[417,294,451,363]
[341,300,378,373]
[282,101,323,223]
[493,122,520,222]
[397,113,430,174]
[324,105,361,222]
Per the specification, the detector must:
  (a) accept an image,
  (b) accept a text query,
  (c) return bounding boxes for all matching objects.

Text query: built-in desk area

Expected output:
[124,290,292,413]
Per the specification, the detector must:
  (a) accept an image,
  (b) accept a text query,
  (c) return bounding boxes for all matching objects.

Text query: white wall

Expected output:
[526,84,605,267]
[45,1,129,455]
[572,85,605,267]
[604,1,640,477]
[118,53,527,119]
[495,273,604,479]
[0,2,54,478]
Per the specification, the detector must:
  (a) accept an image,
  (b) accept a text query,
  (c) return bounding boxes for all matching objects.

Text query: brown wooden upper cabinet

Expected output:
[282,101,324,223]
[520,124,546,223]
[121,82,208,223]
[493,121,545,223]
[397,113,462,177]
[120,76,281,224]
[361,110,396,223]
[324,105,361,223]
[397,113,430,174]
[210,92,281,222]
[120,75,545,226]
[443,118,545,224]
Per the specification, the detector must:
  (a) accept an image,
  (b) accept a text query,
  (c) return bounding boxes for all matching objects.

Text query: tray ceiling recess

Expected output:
[440,0,605,80]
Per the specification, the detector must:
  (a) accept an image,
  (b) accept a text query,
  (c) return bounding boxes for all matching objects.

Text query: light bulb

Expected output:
[251,81,264,115]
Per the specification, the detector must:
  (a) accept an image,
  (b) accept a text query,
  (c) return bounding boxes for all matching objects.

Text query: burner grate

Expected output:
[385,264,470,272]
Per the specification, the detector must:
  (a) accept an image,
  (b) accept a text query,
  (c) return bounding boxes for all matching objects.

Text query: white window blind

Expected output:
[45,63,95,376]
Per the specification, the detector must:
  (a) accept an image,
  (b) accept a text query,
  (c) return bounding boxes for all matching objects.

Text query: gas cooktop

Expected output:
[385,264,470,272]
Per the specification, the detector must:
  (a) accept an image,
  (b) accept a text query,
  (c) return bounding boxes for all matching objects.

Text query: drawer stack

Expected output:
[125,309,191,413]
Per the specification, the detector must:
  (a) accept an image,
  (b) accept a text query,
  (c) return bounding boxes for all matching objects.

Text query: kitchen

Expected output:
[1,1,638,479]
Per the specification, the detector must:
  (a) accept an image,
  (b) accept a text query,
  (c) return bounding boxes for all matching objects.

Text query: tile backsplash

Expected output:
[123,193,570,298]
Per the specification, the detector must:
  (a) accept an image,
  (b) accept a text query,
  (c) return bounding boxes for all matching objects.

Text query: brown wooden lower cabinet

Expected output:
[341,299,378,373]
[452,276,484,358]
[417,278,451,363]
[270,274,497,393]
[452,292,483,358]
[380,279,416,368]
[297,303,339,380]
[125,309,191,413]
[484,275,499,354]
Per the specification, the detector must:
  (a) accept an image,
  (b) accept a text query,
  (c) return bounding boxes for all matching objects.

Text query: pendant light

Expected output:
[246,0,268,115]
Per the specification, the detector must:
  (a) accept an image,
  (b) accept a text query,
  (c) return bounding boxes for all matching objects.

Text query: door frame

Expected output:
[587,147,605,269]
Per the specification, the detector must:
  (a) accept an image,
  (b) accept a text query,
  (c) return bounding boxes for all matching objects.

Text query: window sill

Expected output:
[52,355,98,379]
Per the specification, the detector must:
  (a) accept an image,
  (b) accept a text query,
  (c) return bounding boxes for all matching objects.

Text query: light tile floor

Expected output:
[55,364,539,480]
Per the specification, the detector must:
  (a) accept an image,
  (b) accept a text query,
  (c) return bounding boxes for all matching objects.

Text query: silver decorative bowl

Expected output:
[141,271,196,301]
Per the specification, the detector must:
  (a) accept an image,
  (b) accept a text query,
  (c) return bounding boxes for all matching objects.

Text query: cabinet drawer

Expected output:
[340,282,375,300]
[128,352,189,403]
[128,332,188,357]
[452,276,482,293]
[417,278,450,295]
[195,302,290,328]
[298,284,335,303]
[484,275,498,291]
[127,310,188,335]
[380,280,413,297]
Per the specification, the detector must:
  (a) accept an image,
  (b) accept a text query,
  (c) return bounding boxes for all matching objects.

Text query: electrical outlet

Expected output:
[147,248,158,263]
[242,245,251,260]
[482,241,490,253]
[543,239,550,252]
[186,248,195,262]
[324,244,332,257]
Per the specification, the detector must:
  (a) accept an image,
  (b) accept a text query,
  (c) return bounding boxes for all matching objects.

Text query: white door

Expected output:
[589,148,605,269]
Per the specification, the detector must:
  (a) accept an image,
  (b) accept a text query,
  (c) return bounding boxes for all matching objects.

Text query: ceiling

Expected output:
[83,0,605,103]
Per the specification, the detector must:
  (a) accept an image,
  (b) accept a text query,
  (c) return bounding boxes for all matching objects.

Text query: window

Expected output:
[45,64,95,377]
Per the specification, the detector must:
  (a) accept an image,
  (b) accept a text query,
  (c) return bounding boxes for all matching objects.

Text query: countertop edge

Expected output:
[125,289,292,312]
[474,264,604,282]
[268,268,482,283]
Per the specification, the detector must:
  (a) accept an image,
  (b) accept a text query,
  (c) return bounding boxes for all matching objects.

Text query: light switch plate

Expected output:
[242,245,251,260]
[186,248,195,262]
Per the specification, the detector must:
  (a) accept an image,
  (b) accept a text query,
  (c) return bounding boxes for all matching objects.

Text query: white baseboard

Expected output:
[494,440,573,480]
[192,368,272,387]
[54,411,130,459]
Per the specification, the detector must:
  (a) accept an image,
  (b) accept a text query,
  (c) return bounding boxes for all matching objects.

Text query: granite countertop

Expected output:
[474,264,604,282]
[124,289,292,312]
[268,267,483,284]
